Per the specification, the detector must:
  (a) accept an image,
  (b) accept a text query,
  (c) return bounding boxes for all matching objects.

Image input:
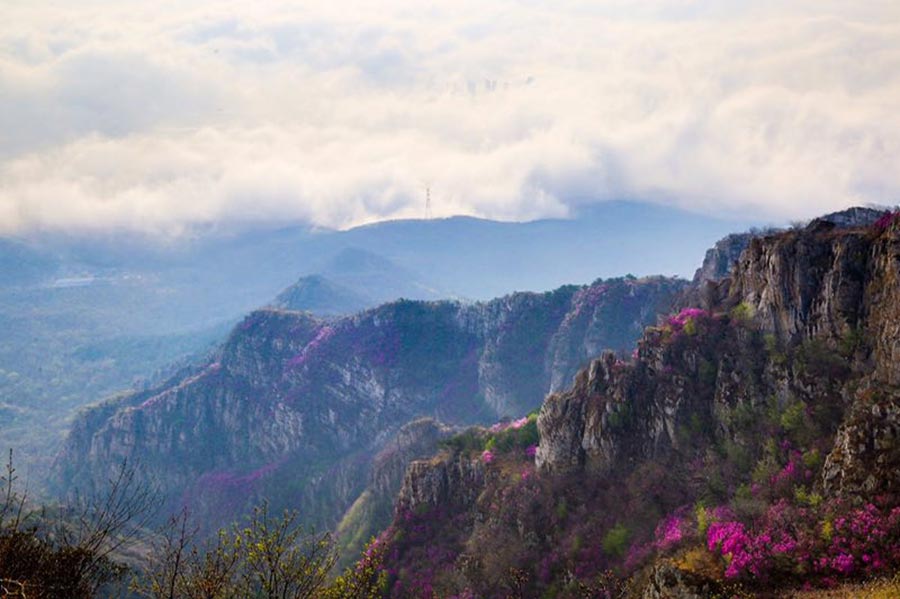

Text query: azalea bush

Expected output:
[641,496,900,589]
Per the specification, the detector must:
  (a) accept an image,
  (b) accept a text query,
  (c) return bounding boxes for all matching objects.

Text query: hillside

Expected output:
[378,210,900,597]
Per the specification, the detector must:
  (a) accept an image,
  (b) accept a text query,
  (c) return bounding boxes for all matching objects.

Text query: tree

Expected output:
[0,450,156,598]
[320,537,387,599]
[136,502,348,599]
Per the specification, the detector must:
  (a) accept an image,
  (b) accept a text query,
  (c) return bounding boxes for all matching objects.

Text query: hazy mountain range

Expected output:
[0,201,753,481]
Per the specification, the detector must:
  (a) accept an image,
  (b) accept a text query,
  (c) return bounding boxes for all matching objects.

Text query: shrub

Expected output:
[730,302,755,324]
[602,524,630,559]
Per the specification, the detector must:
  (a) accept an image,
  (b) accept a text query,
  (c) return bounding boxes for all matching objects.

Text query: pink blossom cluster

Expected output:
[525,444,538,458]
[489,416,528,433]
[814,503,900,577]
[770,451,812,491]
[707,520,764,578]
[666,307,708,331]
[481,449,495,464]
[654,514,685,552]
[705,499,900,583]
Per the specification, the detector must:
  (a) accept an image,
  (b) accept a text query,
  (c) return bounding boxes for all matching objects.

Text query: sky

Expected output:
[1,0,899,235]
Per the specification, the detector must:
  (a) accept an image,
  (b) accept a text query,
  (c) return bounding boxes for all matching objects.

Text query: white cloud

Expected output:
[1,0,899,234]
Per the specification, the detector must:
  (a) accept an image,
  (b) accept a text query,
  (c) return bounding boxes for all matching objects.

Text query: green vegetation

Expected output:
[601,524,630,558]
[136,503,386,599]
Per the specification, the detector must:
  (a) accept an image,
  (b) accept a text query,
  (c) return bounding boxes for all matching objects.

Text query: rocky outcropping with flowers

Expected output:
[380,210,900,598]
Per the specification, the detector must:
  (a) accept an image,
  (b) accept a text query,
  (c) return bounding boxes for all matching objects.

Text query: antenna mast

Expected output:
[425,186,432,219]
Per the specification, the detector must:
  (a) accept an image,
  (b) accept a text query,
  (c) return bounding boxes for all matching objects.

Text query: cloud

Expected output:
[1,0,899,234]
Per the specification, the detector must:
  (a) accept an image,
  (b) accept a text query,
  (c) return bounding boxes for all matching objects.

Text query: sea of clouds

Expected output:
[1,0,899,235]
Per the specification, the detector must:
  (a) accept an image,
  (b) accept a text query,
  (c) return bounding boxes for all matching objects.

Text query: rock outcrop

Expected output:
[335,418,455,565]
[539,216,900,495]
[692,232,754,285]
[640,562,723,599]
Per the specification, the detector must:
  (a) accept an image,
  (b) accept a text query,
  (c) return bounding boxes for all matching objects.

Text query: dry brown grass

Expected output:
[779,574,900,599]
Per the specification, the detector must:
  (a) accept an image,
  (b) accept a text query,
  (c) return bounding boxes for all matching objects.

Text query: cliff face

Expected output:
[692,232,753,285]
[383,214,900,598]
[55,275,684,530]
[539,217,900,492]
[335,418,455,567]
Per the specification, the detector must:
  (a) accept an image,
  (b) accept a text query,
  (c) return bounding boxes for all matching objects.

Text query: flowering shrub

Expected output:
[489,416,529,433]
[483,413,539,456]
[666,308,708,332]
[655,513,685,552]
[704,499,900,584]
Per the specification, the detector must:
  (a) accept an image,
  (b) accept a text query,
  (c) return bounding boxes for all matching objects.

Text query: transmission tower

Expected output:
[425,186,432,219]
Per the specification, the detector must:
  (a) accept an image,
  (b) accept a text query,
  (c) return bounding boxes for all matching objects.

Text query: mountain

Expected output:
[272,247,448,317]
[314,247,446,304]
[53,275,686,534]
[2,201,752,481]
[378,209,900,598]
[272,275,372,316]
[332,202,755,299]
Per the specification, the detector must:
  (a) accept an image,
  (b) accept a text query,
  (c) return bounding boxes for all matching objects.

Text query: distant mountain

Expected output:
[332,202,756,299]
[272,275,371,316]
[272,248,447,317]
[315,247,447,304]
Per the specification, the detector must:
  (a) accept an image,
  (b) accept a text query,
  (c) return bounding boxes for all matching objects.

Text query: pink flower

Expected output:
[481,450,494,464]
[489,416,529,433]
[510,416,528,429]
[655,515,684,551]
[830,554,854,574]
[666,307,708,331]
[525,444,538,458]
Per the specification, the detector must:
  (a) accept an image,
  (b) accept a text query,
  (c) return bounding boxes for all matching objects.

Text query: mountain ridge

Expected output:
[54,275,687,533]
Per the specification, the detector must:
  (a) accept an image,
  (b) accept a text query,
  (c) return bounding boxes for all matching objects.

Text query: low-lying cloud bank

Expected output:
[1,1,899,234]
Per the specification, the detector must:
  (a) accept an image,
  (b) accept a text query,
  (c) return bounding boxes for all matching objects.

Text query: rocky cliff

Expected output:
[335,418,455,567]
[55,275,684,531]
[692,232,754,285]
[382,211,900,598]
